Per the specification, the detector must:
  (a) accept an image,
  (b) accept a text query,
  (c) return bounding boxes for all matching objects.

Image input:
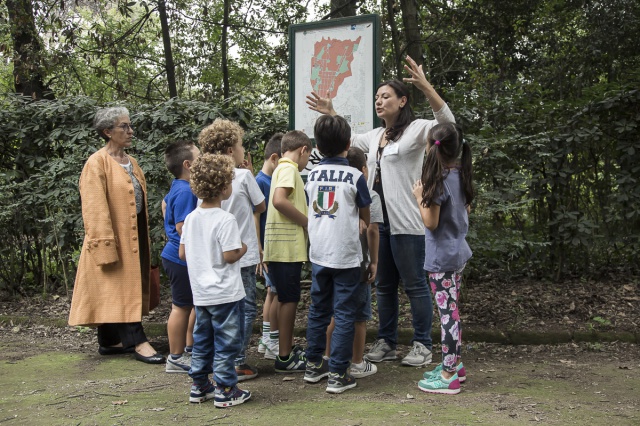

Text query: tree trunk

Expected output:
[399,0,424,105]
[158,0,177,98]
[6,0,54,99]
[221,0,230,102]
[329,0,357,18]
[385,0,403,80]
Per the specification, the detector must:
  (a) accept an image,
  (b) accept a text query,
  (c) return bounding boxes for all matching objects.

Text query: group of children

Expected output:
[160,115,473,407]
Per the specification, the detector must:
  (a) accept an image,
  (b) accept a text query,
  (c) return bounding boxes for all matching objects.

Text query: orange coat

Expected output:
[69,147,151,326]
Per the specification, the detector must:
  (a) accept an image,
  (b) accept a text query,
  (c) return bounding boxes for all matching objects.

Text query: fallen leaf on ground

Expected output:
[148,407,165,411]
[406,394,414,399]
[282,376,295,381]
[111,400,128,405]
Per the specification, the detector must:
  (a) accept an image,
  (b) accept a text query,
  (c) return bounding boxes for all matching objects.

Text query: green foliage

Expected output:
[1,0,640,292]
[0,94,286,294]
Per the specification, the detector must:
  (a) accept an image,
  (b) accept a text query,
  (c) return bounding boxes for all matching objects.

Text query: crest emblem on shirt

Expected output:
[312,185,339,218]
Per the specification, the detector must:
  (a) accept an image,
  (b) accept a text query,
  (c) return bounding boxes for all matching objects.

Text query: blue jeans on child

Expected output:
[376,224,433,350]
[306,264,361,374]
[189,300,244,388]
[235,266,257,366]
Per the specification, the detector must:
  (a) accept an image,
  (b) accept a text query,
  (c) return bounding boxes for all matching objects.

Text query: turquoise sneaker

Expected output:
[418,372,461,395]
[423,362,466,383]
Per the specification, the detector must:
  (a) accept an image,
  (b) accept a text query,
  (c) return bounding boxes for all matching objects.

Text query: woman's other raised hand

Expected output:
[306,90,337,116]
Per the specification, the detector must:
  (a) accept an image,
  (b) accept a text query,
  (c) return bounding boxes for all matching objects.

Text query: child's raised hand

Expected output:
[412,179,424,201]
[306,91,336,115]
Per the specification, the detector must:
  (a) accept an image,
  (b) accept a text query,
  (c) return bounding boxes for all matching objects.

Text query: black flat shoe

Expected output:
[134,351,166,364]
[99,345,135,355]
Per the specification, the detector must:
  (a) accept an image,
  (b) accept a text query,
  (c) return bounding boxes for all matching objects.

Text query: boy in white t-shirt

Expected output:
[179,153,251,408]
[198,119,266,381]
[303,115,372,394]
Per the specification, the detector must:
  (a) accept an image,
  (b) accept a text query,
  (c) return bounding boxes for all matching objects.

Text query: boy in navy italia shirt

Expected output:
[303,115,371,394]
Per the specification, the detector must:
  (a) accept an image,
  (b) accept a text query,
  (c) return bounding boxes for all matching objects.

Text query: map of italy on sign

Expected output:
[311,36,362,99]
[293,22,375,143]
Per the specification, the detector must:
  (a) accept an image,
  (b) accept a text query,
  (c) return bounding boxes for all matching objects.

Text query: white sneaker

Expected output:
[401,342,432,367]
[350,359,377,378]
[258,336,270,354]
[264,338,279,360]
[364,339,397,363]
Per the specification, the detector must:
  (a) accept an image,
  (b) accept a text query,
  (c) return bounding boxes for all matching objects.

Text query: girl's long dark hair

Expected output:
[377,80,415,141]
[420,123,474,207]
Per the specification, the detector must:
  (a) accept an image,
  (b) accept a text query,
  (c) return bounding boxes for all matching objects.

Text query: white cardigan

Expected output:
[352,103,455,235]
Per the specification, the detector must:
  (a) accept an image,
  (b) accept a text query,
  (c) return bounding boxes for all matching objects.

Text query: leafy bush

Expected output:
[0,95,287,295]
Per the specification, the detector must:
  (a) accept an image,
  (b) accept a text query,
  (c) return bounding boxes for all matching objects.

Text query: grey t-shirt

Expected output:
[423,169,472,272]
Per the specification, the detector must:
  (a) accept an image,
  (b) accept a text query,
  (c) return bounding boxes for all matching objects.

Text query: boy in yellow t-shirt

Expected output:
[263,130,312,373]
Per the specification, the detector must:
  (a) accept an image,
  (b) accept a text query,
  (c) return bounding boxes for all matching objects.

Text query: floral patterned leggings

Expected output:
[428,269,463,373]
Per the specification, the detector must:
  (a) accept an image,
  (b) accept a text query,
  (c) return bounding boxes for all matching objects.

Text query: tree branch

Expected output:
[167,7,286,34]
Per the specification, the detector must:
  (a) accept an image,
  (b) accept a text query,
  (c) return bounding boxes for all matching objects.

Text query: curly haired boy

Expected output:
[198,119,266,381]
[179,153,252,407]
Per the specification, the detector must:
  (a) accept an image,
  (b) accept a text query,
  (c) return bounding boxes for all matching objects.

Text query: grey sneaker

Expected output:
[401,341,432,367]
[304,358,330,383]
[350,359,377,378]
[364,339,397,363]
[166,353,192,373]
[326,372,357,394]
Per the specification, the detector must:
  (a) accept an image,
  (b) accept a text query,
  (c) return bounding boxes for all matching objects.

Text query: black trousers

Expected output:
[97,322,147,348]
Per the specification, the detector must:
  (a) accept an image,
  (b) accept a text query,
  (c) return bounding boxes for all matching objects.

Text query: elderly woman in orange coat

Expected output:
[69,107,165,364]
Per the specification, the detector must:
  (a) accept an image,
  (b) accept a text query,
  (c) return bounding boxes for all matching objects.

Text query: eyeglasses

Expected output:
[114,123,134,131]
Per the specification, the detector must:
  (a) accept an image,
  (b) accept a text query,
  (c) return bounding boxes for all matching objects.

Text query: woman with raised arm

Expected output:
[306,56,455,368]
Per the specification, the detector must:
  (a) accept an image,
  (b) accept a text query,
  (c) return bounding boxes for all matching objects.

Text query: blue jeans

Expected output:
[376,225,433,349]
[235,266,257,365]
[306,264,361,374]
[189,300,244,388]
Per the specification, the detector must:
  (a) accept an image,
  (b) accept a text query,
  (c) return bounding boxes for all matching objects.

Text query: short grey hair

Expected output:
[93,107,130,140]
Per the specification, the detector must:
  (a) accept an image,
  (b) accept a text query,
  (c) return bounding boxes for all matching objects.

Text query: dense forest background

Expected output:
[1,0,639,296]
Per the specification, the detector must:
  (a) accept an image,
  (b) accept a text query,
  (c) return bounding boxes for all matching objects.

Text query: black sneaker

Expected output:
[326,372,357,394]
[292,344,306,358]
[275,351,306,373]
[303,358,330,383]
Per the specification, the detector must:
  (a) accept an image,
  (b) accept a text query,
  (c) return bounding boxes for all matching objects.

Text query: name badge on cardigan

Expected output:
[383,143,399,156]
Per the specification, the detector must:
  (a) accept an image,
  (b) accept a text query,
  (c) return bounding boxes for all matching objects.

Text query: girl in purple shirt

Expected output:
[412,123,473,395]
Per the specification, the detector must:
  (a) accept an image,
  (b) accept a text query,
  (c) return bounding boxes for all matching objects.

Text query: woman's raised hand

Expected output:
[306,91,337,116]
[403,55,435,96]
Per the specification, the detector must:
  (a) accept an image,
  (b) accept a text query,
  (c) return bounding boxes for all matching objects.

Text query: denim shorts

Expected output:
[267,262,302,303]
[354,282,372,322]
[162,258,193,307]
[264,272,277,294]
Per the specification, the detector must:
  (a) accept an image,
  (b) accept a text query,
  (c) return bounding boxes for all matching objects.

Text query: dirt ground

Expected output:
[0,276,638,424]
[0,324,639,425]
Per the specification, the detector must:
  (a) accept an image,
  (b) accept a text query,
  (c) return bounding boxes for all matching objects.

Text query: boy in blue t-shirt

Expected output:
[303,115,372,394]
[161,140,200,373]
[255,133,283,360]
